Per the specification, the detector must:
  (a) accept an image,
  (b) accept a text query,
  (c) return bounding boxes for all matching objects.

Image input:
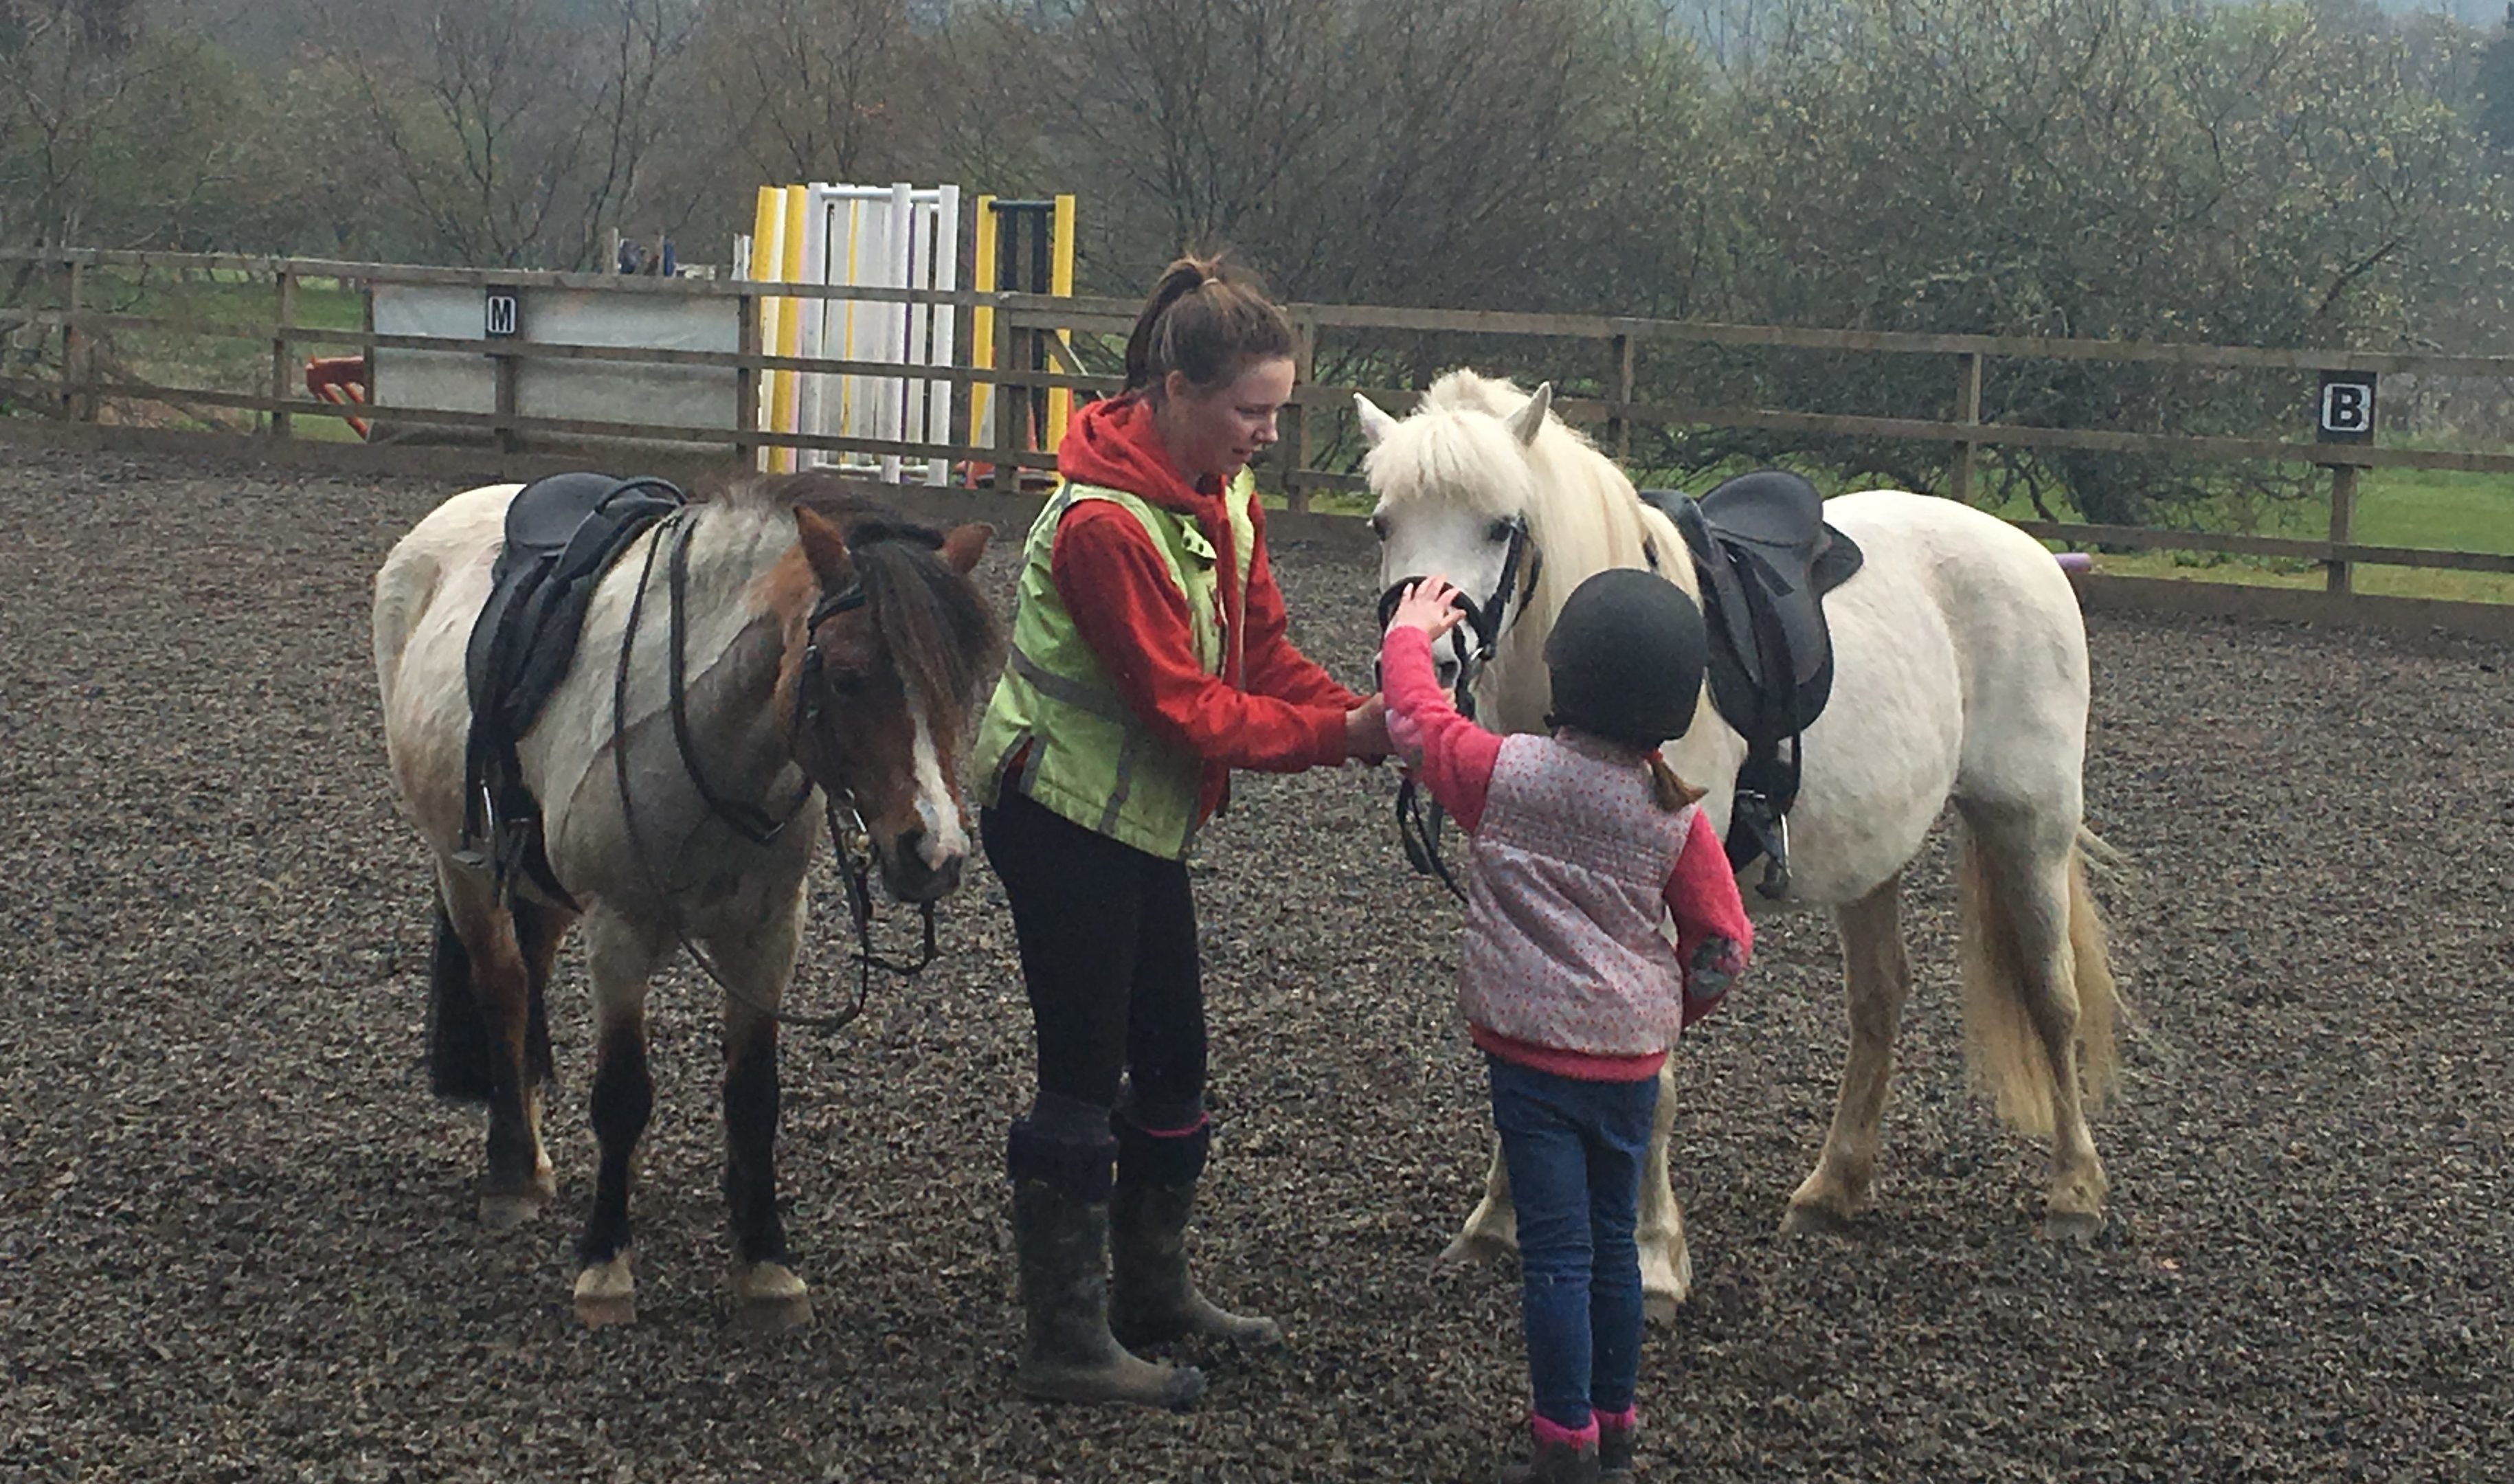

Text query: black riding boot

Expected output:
[1597,1412,1637,1477]
[1496,1432,1603,1484]
[1108,1116,1283,1349]
[1007,1103,1206,1409]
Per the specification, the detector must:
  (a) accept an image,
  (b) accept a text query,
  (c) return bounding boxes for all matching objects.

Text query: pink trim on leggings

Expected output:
[1596,1406,1637,1433]
[1129,1112,1210,1138]
[1530,1413,1600,1450]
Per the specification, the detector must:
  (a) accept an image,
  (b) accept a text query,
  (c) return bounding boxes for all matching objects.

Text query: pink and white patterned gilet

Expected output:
[1460,732,1692,1057]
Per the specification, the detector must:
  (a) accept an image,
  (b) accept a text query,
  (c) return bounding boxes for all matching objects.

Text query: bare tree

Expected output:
[1011,0,1637,309]
[691,0,919,186]
[0,0,241,248]
[308,0,699,268]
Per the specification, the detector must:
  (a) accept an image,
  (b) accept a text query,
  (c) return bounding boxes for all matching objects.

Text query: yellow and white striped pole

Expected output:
[1046,193,1077,453]
[969,194,997,464]
[770,183,810,473]
[748,187,785,473]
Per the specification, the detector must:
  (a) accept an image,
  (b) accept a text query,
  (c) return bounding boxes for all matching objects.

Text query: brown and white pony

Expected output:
[372,473,996,1323]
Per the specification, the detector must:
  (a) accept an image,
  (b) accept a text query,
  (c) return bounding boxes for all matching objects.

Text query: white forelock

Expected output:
[1366,368,1698,642]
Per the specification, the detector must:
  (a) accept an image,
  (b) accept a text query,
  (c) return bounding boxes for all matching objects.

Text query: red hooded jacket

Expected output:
[1048,395,1360,829]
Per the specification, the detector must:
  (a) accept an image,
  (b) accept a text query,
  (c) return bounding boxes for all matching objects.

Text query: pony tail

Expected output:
[1123,257,1217,394]
[1648,750,1703,812]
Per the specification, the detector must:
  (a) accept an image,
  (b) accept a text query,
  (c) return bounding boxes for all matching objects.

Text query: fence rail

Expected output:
[4,247,2509,600]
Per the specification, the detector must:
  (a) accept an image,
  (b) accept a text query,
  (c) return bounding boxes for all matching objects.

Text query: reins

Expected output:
[609,508,941,1033]
[1380,515,1540,904]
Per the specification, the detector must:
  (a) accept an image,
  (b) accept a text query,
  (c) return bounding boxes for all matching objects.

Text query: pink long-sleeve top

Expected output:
[1382,625,1751,1079]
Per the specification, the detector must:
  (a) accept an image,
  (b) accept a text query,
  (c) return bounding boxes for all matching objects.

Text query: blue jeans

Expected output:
[1487,1053,1659,1431]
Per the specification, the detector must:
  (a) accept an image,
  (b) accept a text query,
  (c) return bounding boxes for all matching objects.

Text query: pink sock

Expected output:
[1530,1413,1601,1451]
[1596,1406,1638,1434]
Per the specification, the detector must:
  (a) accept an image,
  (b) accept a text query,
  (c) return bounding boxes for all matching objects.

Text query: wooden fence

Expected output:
[5,247,2512,605]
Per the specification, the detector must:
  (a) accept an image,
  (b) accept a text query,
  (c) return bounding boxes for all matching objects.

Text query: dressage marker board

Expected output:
[366,283,739,449]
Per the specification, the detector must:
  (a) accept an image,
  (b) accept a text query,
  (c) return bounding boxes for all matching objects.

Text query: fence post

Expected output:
[2326,463,2359,594]
[60,258,92,423]
[1949,350,1983,504]
[1609,332,1635,464]
[991,304,1020,491]
[269,267,297,440]
[493,348,520,458]
[734,293,761,469]
[1286,313,1316,514]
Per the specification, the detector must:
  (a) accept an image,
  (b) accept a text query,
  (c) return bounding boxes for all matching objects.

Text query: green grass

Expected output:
[69,267,364,434]
[2347,465,2514,556]
[2007,460,2514,603]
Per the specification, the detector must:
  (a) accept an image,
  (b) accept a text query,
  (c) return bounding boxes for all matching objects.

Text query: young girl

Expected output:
[1382,568,1751,1483]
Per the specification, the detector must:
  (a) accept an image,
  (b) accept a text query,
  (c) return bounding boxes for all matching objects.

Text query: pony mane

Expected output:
[1377,368,1676,635]
[719,472,1002,710]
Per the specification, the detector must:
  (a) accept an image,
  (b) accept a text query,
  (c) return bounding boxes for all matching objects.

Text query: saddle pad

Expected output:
[465,474,686,740]
[459,473,686,892]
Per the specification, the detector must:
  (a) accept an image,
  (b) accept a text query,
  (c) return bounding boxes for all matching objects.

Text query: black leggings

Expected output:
[980,791,1207,1127]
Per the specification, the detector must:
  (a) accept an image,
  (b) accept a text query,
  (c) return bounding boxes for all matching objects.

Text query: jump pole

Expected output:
[747,187,786,473]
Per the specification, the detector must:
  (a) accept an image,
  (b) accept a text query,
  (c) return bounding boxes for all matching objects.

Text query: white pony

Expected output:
[1358,370,2120,1316]
[374,473,996,1322]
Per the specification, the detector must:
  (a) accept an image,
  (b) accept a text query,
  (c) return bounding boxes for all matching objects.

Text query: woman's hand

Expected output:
[1387,577,1468,640]
[1345,693,1392,762]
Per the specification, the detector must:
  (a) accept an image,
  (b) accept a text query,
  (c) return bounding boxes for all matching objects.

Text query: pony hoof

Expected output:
[574,1255,636,1327]
[1779,1200,1859,1238]
[478,1191,546,1230]
[1641,1261,1692,1325]
[576,1294,637,1329]
[2041,1209,2104,1246]
[731,1261,810,1304]
[1438,1230,1517,1268]
[730,1263,812,1333]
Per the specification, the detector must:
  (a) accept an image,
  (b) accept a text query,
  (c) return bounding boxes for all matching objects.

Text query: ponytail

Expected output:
[1647,750,1703,813]
[1121,254,1294,400]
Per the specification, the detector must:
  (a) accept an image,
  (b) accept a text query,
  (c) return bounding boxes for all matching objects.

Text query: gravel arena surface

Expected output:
[2,444,2509,1483]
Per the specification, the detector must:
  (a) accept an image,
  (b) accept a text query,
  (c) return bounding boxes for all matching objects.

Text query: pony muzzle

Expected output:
[878,824,963,904]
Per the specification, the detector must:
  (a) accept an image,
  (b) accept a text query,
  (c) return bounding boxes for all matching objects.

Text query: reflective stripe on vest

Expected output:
[972,473,1259,859]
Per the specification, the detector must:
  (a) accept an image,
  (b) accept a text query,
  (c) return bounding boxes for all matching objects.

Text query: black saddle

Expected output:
[460,472,687,898]
[1641,471,1864,898]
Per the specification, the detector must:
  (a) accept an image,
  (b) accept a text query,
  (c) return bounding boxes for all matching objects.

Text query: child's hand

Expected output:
[1387,577,1469,639]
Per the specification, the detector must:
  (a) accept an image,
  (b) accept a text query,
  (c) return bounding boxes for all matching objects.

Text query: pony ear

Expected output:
[793,504,855,585]
[1505,383,1553,446]
[1354,394,1400,448]
[941,521,994,574]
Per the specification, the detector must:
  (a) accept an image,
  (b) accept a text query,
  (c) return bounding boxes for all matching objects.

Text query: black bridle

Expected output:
[1375,515,1540,903]
[608,510,940,1033]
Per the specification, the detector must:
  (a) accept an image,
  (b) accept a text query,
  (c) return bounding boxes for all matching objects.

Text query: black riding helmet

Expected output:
[1542,567,1708,747]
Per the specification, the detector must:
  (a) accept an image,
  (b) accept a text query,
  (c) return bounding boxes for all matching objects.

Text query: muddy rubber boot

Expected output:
[1108,1113,1282,1349]
[1596,1411,1637,1478]
[1108,1175,1283,1348]
[1495,1429,1602,1484]
[1010,1178,1207,1410]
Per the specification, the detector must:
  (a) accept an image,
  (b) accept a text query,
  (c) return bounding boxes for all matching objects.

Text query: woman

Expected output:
[972,256,1391,1409]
